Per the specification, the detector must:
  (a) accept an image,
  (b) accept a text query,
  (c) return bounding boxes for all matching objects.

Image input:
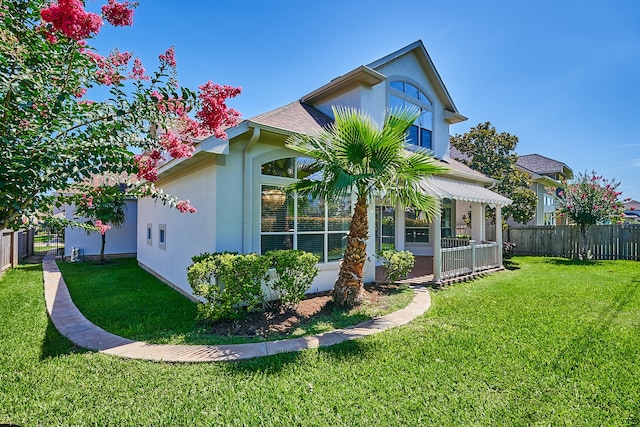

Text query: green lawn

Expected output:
[56,258,414,345]
[1,257,639,425]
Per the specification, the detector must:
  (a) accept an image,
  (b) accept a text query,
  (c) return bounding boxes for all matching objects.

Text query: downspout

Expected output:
[242,125,261,253]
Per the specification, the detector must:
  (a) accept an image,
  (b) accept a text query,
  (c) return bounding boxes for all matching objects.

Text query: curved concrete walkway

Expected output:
[42,254,431,362]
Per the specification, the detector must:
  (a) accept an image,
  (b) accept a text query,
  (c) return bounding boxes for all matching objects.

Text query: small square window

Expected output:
[146,224,152,246]
[158,224,166,250]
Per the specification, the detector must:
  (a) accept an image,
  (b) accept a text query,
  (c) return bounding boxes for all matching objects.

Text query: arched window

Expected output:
[260,157,351,263]
[389,80,433,149]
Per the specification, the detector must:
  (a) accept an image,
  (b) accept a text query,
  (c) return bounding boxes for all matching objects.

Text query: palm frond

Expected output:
[285,106,444,211]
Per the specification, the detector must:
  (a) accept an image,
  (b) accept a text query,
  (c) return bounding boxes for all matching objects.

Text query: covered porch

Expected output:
[374,175,511,285]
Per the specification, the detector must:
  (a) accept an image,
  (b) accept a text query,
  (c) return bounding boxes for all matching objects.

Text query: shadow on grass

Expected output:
[40,318,88,361]
[543,258,599,267]
[503,259,520,270]
[230,336,375,374]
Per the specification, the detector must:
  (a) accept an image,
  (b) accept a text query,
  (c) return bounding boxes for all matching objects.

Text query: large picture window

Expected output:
[261,158,351,263]
[389,80,433,149]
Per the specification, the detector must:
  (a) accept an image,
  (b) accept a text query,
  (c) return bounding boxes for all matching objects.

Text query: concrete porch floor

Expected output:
[376,256,434,285]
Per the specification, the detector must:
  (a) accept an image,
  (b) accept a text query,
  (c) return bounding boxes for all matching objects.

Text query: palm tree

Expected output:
[285,106,449,307]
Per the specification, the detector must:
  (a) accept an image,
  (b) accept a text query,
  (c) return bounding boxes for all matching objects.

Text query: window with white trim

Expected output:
[389,80,433,149]
[441,198,453,238]
[405,208,429,243]
[146,223,152,246]
[260,157,351,263]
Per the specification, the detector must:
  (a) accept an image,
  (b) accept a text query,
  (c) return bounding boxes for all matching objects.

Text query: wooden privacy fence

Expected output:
[507,224,640,260]
[0,229,34,273]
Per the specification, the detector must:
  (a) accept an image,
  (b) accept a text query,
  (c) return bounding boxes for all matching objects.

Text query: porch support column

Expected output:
[433,208,442,284]
[395,203,405,250]
[495,205,503,266]
[471,203,485,242]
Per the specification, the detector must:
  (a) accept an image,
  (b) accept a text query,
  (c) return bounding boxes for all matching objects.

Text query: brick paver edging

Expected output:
[42,254,431,362]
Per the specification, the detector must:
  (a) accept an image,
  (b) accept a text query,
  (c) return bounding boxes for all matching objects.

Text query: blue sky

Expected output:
[88,0,640,200]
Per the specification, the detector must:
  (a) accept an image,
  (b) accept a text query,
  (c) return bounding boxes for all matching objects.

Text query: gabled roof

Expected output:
[516,154,574,178]
[367,40,464,121]
[247,101,333,136]
[301,40,466,124]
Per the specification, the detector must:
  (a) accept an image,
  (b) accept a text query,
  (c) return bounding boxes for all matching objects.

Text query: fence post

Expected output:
[470,240,477,273]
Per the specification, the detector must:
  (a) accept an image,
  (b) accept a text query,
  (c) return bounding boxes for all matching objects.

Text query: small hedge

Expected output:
[376,249,415,285]
[187,250,319,322]
[266,250,319,307]
[188,252,270,322]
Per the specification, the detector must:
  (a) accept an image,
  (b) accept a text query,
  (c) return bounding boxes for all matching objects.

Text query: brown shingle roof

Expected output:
[439,156,492,181]
[248,101,333,135]
[516,153,570,175]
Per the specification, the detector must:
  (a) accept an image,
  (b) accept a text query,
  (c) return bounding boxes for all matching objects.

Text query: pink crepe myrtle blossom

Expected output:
[159,131,194,159]
[176,199,196,213]
[159,46,176,68]
[87,48,132,85]
[74,88,87,98]
[129,57,149,81]
[40,0,103,41]
[195,81,242,139]
[82,194,94,208]
[94,219,111,235]
[101,0,136,27]
[134,151,161,182]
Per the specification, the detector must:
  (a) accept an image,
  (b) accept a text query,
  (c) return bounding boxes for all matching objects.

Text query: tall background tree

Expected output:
[555,171,624,259]
[450,122,536,224]
[286,107,448,307]
[0,0,241,231]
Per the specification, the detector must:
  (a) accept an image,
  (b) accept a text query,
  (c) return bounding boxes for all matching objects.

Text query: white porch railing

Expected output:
[441,241,501,280]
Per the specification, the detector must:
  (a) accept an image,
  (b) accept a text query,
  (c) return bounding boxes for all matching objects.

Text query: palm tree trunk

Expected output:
[333,196,369,307]
[99,233,106,264]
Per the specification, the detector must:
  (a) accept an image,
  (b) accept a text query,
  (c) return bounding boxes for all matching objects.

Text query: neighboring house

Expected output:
[623,199,640,222]
[137,40,511,297]
[64,198,137,260]
[514,154,574,226]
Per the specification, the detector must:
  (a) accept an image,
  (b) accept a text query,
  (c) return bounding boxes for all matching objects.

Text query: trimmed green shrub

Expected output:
[190,251,238,264]
[376,249,415,284]
[187,252,270,322]
[266,250,319,306]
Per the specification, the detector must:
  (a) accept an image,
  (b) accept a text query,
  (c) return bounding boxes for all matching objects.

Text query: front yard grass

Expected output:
[1,257,639,425]
[56,258,414,345]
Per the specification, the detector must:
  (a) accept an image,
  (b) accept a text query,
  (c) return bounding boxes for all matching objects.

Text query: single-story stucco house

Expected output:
[137,40,511,299]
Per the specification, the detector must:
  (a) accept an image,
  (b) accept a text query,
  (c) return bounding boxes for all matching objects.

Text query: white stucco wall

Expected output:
[137,161,217,295]
[64,199,137,258]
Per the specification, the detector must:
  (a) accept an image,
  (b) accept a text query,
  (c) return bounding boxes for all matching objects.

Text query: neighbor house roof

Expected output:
[247,101,333,136]
[516,154,573,179]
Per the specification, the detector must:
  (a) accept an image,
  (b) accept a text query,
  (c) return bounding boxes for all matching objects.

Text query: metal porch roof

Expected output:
[420,176,512,207]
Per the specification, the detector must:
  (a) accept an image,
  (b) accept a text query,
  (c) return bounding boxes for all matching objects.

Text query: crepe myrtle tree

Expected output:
[74,180,126,263]
[0,0,241,231]
[553,171,625,259]
[286,106,448,307]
